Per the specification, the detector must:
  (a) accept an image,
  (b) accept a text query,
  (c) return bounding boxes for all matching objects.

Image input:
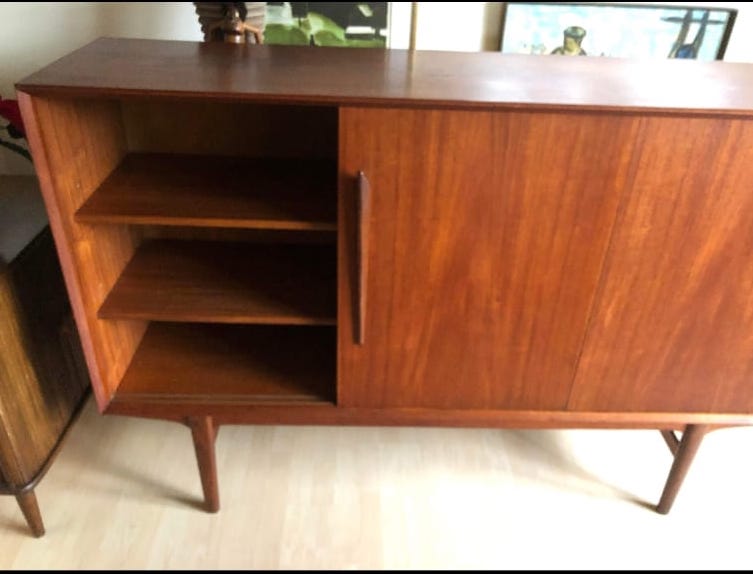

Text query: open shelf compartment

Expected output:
[76,153,337,231]
[114,323,335,405]
[99,239,336,325]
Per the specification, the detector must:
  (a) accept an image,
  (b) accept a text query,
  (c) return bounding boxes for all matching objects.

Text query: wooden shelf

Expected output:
[99,240,336,325]
[115,323,334,404]
[76,154,337,231]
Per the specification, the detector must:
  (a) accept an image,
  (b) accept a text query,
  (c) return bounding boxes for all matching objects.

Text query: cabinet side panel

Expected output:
[18,94,146,409]
[570,116,753,413]
[339,108,639,409]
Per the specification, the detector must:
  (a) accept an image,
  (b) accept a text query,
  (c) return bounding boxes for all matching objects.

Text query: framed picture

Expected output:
[264,2,391,47]
[500,2,737,60]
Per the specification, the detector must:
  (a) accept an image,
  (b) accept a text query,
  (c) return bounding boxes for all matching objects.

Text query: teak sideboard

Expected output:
[16,38,753,515]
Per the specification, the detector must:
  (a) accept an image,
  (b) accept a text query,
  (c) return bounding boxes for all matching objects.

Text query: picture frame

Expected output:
[264,2,392,47]
[499,2,737,60]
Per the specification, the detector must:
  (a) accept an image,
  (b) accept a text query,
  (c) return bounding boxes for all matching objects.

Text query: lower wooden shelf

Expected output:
[115,323,335,405]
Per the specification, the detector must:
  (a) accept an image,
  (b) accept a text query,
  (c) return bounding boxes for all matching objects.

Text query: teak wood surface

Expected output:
[116,323,335,404]
[18,94,144,408]
[339,108,640,410]
[16,38,753,115]
[15,35,753,519]
[99,240,336,325]
[18,39,753,425]
[77,154,337,231]
[570,116,753,414]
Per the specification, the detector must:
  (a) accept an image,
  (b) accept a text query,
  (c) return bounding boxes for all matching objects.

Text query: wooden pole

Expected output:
[409,2,419,51]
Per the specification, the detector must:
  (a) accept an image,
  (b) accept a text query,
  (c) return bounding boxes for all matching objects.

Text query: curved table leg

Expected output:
[16,490,45,537]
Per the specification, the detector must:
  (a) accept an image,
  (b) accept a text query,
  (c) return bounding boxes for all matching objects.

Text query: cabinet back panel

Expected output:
[339,108,641,410]
[20,96,146,409]
[122,101,337,159]
[570,117,753,414]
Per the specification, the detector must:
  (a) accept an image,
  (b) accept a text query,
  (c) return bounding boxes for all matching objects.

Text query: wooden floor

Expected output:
[1,399,752,569]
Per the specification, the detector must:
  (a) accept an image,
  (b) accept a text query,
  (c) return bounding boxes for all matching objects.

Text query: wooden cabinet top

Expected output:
[16,37,753,115]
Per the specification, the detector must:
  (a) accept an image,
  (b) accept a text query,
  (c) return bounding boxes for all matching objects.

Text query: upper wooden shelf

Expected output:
[114,323,335,405]
[99,240,336,325]
[76,154,336,231]
[16,37,753,115]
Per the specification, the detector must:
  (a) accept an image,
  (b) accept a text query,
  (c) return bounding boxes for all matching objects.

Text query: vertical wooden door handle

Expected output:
[356,171,371,345]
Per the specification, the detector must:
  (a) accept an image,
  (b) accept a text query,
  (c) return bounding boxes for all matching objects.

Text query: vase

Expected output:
[193,2,267,43]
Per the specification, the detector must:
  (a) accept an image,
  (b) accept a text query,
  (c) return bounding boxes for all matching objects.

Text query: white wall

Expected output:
[1,3,94,173]
[97,2,201,42]
[1,1,753,173]
[0,2,200,174]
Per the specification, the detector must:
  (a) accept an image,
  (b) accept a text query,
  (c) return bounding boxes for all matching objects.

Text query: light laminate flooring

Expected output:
[2,399,752,570]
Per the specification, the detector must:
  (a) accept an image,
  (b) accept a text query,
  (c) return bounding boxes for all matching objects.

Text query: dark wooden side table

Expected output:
[0,175,89,537]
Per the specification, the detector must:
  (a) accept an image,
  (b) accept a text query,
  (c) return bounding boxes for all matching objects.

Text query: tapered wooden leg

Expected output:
[656,424,708,515]
[187,416,220,513]
[16,490,45,537]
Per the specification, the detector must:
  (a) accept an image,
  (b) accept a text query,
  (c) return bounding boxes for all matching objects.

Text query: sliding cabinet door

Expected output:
[570,117,753,413]
[339,107,638,409]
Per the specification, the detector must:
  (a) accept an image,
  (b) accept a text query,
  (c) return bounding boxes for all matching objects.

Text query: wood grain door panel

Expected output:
[339,108,640,409]
[570,117,753,413]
